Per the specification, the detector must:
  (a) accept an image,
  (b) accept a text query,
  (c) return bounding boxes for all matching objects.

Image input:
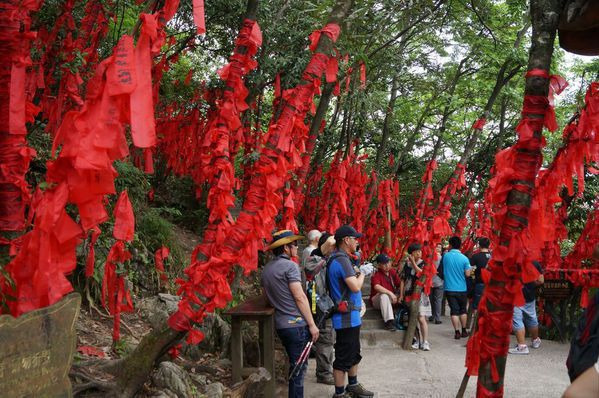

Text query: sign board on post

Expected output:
[537,279,573,301]
[0,293,81,398]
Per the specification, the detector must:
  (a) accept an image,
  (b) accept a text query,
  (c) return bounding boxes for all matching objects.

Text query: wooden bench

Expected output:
[224,296,275,397]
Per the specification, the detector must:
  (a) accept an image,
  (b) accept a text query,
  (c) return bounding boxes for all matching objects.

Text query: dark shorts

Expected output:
[333,325,362,372]
[446,291,468,316]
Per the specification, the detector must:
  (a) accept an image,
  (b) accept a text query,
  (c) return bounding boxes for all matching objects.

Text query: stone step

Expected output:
[360,328,406,348]
[360,318,386,329]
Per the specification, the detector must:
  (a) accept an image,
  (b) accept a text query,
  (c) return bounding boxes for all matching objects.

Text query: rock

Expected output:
[158,293,181,313]
[150,389,178,398]
[216,358,232,369]
[138,294,181,330]
[190,373,208,387]
[182,312,231,359]
[243,367,271,398]
[205,382,225,398]
[152,361,193,398]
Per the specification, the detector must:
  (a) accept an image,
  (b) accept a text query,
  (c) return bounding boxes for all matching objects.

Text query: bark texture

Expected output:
[476,1,564,396]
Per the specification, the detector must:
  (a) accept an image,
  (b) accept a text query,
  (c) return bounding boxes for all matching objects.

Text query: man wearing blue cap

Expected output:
[328,225,374,398]
[262,230,320,398]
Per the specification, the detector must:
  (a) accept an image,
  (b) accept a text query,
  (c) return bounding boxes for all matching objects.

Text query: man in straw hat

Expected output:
[262,230,320,398]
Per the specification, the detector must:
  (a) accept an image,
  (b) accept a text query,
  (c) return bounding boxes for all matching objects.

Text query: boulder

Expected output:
[205,382,225,398]
[152,361,194,398]
[243,367,271,398]
[139,294,231,358]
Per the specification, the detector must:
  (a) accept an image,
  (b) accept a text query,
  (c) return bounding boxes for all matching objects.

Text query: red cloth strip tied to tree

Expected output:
[196,19,262,260]
[0,0,42,233]
[1,5,177,316]
[466,70,566,395]
[169,24,342,341]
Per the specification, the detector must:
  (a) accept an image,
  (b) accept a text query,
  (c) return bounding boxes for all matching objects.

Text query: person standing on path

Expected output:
[304,232,337,385]
[469,237,491,312]
[262,230,320,398]
[370,253,402,332]
[509,260,544,355]
[440,236,472,339]
[301,229,322,270]
[429,242,444,324]
[328,225,374,398]
[400,243,432,351]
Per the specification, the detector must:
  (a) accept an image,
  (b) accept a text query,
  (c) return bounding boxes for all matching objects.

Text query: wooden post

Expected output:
[261,316,275,397]
[231,317,243,384]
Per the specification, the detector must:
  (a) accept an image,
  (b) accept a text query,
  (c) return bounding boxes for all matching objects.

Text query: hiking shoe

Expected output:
[531,337,541,349]
[317,375,335,385]
[346,383,375,397]
[332,393,352,398]
[461,329,469,338]
[384,320,397,332]
[454,330,461,339]
[508,344,530,355]
[421,341,431,351]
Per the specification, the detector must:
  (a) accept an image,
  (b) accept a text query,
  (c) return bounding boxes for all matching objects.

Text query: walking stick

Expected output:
[288,312,328,380]
[289,340,314,379]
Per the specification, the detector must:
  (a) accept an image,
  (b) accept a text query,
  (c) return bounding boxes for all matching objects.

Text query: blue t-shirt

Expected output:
[328,250,362,329]
[442,249,471,292]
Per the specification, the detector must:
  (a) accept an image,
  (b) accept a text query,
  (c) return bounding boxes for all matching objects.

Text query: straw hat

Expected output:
[266,230,304,250]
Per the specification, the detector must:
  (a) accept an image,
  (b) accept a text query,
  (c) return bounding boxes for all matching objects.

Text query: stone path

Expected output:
[302,312,571,398]
[301,280,571,398]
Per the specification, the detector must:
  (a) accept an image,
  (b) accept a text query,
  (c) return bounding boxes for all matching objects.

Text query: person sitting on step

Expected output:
[370,253,402,332]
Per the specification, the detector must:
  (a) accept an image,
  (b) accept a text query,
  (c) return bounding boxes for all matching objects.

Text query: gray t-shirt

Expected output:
[261,254,306,330]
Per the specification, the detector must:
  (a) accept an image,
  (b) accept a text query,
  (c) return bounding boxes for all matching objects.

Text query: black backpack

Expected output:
[566,292,599,381]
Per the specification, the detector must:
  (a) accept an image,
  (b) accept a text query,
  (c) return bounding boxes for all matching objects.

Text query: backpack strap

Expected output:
[325,254,359,310]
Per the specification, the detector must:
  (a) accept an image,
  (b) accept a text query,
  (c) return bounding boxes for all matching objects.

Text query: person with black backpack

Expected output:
[304,232,336,385]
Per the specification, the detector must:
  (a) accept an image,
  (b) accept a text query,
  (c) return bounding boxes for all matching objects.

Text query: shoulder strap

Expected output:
[325,254,352,302]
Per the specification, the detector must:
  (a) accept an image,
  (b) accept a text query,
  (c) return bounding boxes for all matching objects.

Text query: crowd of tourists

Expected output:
[260,225,598,398]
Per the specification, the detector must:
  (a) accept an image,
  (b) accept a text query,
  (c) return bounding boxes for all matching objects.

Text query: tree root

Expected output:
[70,369,115,396]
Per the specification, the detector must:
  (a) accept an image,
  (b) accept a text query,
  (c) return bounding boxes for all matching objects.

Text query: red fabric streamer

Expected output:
[155,246,170,282]
[113,190,135,242]
[169,23,342,335]
[193,0,206,35]
[472,118,486,130]
[359,62,366,89]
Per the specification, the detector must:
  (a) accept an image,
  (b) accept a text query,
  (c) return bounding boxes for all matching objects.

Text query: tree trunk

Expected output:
[475,1,563,396]
[105,1,356,396]
[395,95,436,175]
[374,75,399,170]
[402,274,426,350]
[111,327,185,397]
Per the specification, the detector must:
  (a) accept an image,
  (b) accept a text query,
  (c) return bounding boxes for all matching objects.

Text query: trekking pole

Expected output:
[288,314,326,380]
[288,340,314,380]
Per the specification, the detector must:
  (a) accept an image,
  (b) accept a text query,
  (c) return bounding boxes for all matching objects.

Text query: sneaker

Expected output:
[428,316,434,322]
[332,393,352,398]
[434,320,442,324]
[345,383,375,397]
[421,341,431,351]
[531,337,541,349]
[317,375,335,385]
[461,329,469,338]
[412,340,420,349]
[454,330,461,340]
[384,320,397,332]
[508,344,530,355]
